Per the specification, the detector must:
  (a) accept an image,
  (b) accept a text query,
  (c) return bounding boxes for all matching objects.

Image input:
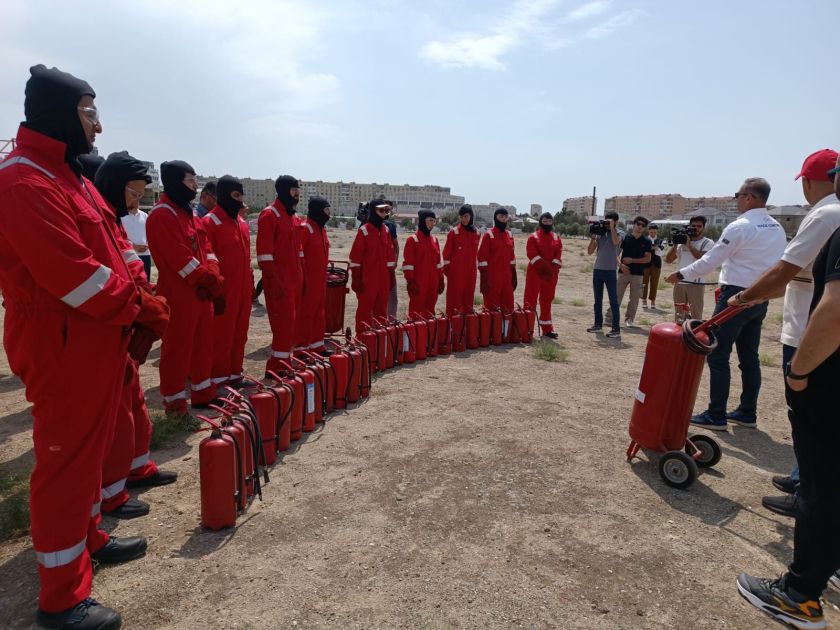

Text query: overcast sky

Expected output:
[1,0,836,212]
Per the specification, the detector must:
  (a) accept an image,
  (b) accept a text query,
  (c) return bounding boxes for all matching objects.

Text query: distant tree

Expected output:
[400,218,414,230]
[567,223,580,236]
[328,216,340,228]
[521,222,536,234]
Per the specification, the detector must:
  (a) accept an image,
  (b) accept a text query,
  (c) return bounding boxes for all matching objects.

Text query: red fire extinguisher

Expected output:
[197,415,239,530]
[374,317,397,369]
[501,311,513,344]
[211,401,265,508]
[490,309,503,346]
[436,313,452,355]
[398,320,417,364]
[425,312,439,357]
[477,308,492,347]
[358,327,379,374]
[282,359,317,432]
[235,384,280,466]
[325,260,350,334]
[303,350,337,414]
[465,310,480,349]
[346,334,371,398]
[451,312,466,352]
[290,355,325,424]
[266,369,305,441]
[263,380,295,452]
[524,307,536,343]
[324,339,352,409]
[413,318,428,361]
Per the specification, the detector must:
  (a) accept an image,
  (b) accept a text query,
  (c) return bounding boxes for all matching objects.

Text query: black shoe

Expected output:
[542,331,559,339]
[37,598,122,630]
[605,329,621,338]
[736,573,825,629]
[90,536,147,565]
[586,325,602,333]
[126,470,177,489]
[772,475,796,495]
[190,397,224,410]
[103,498,149,520]
[762,494,801,519]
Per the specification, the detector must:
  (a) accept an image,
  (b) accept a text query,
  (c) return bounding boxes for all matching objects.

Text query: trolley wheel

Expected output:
[658,451,699,489]
[686,434,722,468]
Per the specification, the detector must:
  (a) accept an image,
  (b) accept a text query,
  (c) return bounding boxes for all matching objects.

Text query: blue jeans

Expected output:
[783,343,801,495]
[705,284,768,418]
[592,269,620,330]
[140,255,152,283]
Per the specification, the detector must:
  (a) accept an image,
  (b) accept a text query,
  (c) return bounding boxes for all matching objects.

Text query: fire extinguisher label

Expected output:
[403,332,409,352]
[307,383,315,413]
[502,320,509,337]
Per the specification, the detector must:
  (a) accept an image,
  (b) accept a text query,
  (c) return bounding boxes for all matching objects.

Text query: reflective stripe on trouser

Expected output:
[212,284,252,386]
[3,308,126,612]
[158,286,216,407]
[101,360,137,512]
[355,274,390,333]
[265,287,301,372]
[128,361,158,480]
[523,268,557,332]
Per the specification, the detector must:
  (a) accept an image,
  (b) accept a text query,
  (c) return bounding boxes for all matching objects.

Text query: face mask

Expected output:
[160,160,198,208]
[494,211,508,231]
[418,211,436,236]
[217,174,245,219]
[274,175,300,213]
[307,196,331,227]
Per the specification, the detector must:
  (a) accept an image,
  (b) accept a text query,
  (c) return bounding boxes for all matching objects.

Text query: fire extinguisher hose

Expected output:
[681,319,718,356]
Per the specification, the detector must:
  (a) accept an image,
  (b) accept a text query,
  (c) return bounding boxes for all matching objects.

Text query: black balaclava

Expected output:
[458,204,475,231]
[274,175,300,214]
[418,210,436,236]
[160,160,197,209]
[23,64,96,174]
[79,153,104,181]
[308,196,331,228]
[367,198,388,229]
[94,151,151,219]
[493,207,509,231]
[217,175,244,219]
[539,211,554,233]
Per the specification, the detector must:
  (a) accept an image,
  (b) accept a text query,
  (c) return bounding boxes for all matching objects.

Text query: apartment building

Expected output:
[562,195,596,216]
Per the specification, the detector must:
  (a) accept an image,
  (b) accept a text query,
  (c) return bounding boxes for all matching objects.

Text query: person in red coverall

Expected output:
[93,152,178,520]
[0,65,169,630]
[403,210,443,318]
[202,175,253,388]
[524,212,563,339]
[350,199,397,332]
[478,207,517,312]
[147,160,223,414]
[442,204,480,316]
[257,175,303,374]
[294,196,332,352]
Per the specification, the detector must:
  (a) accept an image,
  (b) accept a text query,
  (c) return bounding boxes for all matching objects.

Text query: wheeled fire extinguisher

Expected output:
[325,260,350,334]
[197,415,239,530]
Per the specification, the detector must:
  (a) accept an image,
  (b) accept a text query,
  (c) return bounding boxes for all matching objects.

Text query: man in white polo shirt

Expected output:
[666,177,787,431]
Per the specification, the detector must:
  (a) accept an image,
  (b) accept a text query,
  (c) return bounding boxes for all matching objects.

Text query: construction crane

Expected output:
[0,138,15,158]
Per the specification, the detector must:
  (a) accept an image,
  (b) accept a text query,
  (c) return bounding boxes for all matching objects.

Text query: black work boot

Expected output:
[103,498,149,520]
[126,470,177,489]
[90,536,147,565]
[36,597,122,629]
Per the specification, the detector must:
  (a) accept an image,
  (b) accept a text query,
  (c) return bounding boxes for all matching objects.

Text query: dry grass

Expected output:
[532,340,569,362]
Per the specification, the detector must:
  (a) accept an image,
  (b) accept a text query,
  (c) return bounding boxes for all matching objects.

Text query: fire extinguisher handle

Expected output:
[694,304,743,334]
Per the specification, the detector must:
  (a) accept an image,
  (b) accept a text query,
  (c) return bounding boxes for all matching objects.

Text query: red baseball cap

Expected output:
[795,149,839,181]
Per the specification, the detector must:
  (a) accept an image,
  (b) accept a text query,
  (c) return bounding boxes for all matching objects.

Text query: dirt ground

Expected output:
[1,228,837,629]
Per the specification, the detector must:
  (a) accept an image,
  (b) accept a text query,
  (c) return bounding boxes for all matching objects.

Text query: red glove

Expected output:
[135,290,169,339]
[197,267,224,299]
[351,269,363,294]
[389,268,396,289]
[511,267,518,291]
[407,279,419,297]
[127,325,157,364]
[479,268,489,294]
[437,276,445,295]
[213,296,226,315]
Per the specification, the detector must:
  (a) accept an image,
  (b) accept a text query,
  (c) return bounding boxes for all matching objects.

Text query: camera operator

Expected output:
[641,223,666,309]
[664,216,714,321]
[586,211,623,337]
[666,177,787,431]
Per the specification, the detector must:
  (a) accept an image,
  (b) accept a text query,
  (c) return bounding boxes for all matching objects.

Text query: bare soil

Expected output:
[1,230,836,629]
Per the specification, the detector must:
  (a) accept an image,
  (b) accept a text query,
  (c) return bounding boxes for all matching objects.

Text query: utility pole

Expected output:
[592,186,597,216]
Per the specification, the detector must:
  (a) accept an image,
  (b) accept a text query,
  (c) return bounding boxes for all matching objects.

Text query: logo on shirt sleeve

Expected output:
[721,238,730,245]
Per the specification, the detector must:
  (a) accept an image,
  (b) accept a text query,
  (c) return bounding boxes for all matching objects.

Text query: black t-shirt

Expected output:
[385,220,397,240]
[809,226,840,377]
[621,233,653,276]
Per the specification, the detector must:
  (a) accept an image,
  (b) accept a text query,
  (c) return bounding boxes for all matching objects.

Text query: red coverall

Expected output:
[349,222,396,332]
[294,218,330,350]
[257,200,303,371]
[0,126,140,612]
[442,224,480,316]
[478,227,516,312]
[402,231,443,318]
[523,230,563,334]
[203,207,253,384]
[146,193,220,411]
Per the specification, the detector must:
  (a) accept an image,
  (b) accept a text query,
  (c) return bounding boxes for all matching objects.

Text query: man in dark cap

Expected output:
[524,212,563,338]
[257,175,304,374]
[202,175,253,388]
[0,64,167,629]
[349,199,397,331]
[442,204,480,316]
[478,207,517,314]
[295,196,332,352]
[402,209,443,318]
[147,160,224,414]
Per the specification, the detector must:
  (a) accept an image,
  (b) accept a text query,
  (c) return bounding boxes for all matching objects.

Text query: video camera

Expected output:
[670,226,698,245]
[589,220,612,236]
[356,202,368,224]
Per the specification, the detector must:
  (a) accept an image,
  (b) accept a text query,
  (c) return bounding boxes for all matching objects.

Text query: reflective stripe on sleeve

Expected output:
[257,254,274,262]
[61,265,112,308]
[0,156,56,178]
[122,249,141,264]
[271,350,291,359]
[402,265,415,271]
[91,501,101,517]
[349,262,361,268]
[151,203,177,216]
[436,262,444,269]
[270,207,281,218]
[305,222,314,233]
[130,452,150,471]
[208,213,222,225]
[552,259,562,265]
[310,340,325,349]
[442,260,450,266]
[101,478,126,499]
[207,253,219,262]
[477,261,489,267]
[36,537,86,569]
[360,225,368,237]
[178,258,200,278]
[530,256,541,265]
[386,262,396,268]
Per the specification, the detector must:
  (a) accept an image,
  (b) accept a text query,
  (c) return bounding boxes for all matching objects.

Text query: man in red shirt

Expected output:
[478,207,517,312]
[524,212,563,338]
[350,199,397,332]
[294,196,332,352]
[442,204,480,316]
[402,210,443,318]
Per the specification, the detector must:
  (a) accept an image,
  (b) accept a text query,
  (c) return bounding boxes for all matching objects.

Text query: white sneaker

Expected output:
[625,318,635,328]
[641,300,648,309]
[830,571,840,592]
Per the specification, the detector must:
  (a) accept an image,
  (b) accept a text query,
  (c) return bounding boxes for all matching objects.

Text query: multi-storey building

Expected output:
[562,196,596,216]
[604,194,687,218]
[530,203,543,217]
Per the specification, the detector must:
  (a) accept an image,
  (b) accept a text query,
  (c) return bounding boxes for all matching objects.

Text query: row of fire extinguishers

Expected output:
[195,305,537,531]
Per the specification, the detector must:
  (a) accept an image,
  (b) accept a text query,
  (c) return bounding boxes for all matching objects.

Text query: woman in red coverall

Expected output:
[442,204,480,316]
[403,210,444,318]
[478,207,517,312]
[294,196,332,352]
[524,212,563,339]
[202,175,253,388]
[147,160,224,414]
[350,200,397,332]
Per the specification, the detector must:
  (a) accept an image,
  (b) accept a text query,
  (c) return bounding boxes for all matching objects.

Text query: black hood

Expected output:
[418,210,436,236]
[458,204,476,231]
[539,211,554,233]
[78,153,104,181]
[307,196,331,227]
[493,207,509,231]
[217,175,244,219]
[23,64,96,173]
[94,151,151,218]
[160,160,197,208]
[367,198,389,229]
[274,175,300,214]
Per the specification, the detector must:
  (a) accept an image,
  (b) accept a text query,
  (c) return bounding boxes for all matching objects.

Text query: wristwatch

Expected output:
[676,272,684,281]
[785,362,809,380]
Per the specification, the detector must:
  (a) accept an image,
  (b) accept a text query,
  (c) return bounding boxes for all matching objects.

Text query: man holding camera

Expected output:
[666,178,787,431]
[664,216,714,321]
[586,211,623,337]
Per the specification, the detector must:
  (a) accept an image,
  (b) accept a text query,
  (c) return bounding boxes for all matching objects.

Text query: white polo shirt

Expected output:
[780,194,840,347]
[675,236,714,284]
[122,210,149,251]
[680,207,787,289]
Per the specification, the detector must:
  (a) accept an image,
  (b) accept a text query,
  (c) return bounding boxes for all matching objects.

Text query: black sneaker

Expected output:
[737,573,825,629]
[762,494,801,519]
[586,325,602,333]
[103,498,149,520]
[605,329,621,338]
[90,536,147,566]
[772,475,796,495]
[36,598,122,630]
[542,331,559,339]
[190,397,225,410]
[126,470,177,489]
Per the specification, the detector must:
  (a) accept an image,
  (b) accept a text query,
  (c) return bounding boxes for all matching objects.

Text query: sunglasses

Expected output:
[734,192,753,199]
